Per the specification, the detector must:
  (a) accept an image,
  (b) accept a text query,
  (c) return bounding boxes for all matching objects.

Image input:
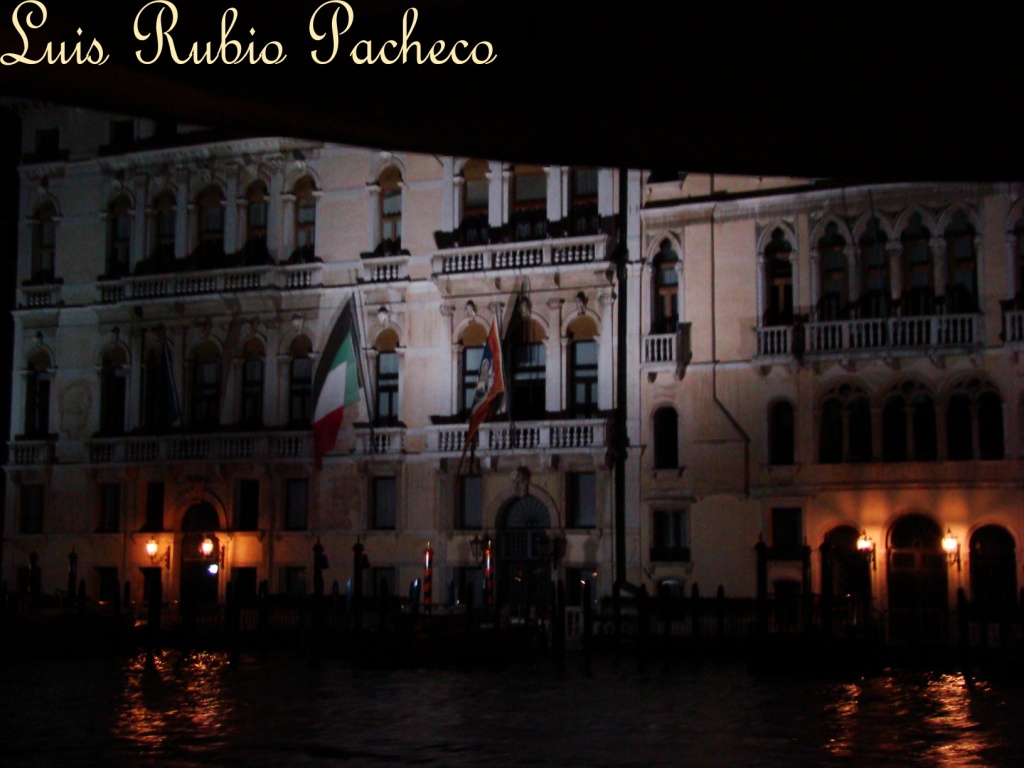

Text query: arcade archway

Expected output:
[887,514,948,643]
[497,494,553,619]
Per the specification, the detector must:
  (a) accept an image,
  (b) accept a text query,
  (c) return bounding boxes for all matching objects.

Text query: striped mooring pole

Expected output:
[423,541,433,614]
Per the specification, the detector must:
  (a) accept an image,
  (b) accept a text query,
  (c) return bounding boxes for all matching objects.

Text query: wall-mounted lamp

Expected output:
[200,537,215,558]
[857,531,876,570]
[942,528,961,571]
[146,538,171,568]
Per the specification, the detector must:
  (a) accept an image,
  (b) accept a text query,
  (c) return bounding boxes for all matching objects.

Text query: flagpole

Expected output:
[352,289,376,436]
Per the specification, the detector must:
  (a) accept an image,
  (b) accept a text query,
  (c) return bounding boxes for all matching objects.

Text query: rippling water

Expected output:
[2,651,1023,767]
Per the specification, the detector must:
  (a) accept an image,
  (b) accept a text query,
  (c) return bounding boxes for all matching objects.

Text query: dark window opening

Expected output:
[235,479,259,531]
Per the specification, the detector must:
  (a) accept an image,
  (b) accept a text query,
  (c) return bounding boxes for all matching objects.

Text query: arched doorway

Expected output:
[820,525,871,632]
[970,525,1017,623]
[887,514,948,643]
[497,494,553,620]
[181,501,221,604]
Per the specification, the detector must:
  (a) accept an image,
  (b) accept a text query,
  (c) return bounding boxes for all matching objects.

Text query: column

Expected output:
[262,323,280,427]
[846,245,859,305]
[1005,231,1018,298]
[366,185,380,253]
[809,249,820,312]
[174,177,189,260]
[440,305,457,414]
[280,193,296,259]
[441,157,456,231]
[127,330,144,432]
[931,237,947,299]
[266,167,284,261]
[756,253,766,324]
[887,241,902,302]
[545,298,564,415]
[223,172,239,254]
[598,292,615,411]
[131,176,147,270]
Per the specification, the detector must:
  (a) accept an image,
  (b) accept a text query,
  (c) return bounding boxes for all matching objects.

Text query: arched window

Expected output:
[292,176,316,261]
[152,191,176,264]
[100,346,128,436]
[461,159,489,224]
[970,525,1018,621]
[191,342,221,428]
[196,185,225,259]
[106,195,132,277]
[651,239,680,334]
[764,228,793,326]
[652,406,679,469]
[818,383,872,463]
[24,349,52,437]
[947,377,1004,460]
[288,336,313,426]
[817,222,847,321]
[901,213,933,316]
[944,210,978,314]
[143,337,179,431]
[859,217,889,319]
[374,328,400,426]
[768,399,795,465]
[507,317,547,421]
[378,166,403,255]
[567,315,598,418]
[30,202,57,281]
[511,164,547,240]
[882,381,936,462]
[243,181,269,263]
[460,321,488,414]
[569,167,599,235]
[239,338,264,427]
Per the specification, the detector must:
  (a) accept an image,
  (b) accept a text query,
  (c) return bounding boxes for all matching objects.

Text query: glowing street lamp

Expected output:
[200,537,215,557]
[857,531,876,570]
[146,538,159,562]
[942,528,961,571]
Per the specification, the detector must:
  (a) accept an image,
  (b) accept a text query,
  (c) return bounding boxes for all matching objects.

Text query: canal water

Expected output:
[2,651,1023,767]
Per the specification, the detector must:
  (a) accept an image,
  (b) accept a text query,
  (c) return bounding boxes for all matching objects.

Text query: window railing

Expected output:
[641,324,692,377]
[6,440,51,465]
[86,431,311,464]
[97,263,322,304]
[360,255,408,284]
[425,418,608,455]
[755,313,982,360]
[433,233,607,275]
[1004,309,1024,344]
[17,284,62,309]
[354,427,405,455]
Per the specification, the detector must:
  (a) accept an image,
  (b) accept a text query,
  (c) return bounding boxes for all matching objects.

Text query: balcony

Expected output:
[354,427,406,455]
[1004,309,1024,345]
[359,255,409,284]
[641,323,692,379]
[425,418,608,456]
[6,440,52,466]
[432,234,608,276]
[86,431,310,464]
[96,263,322,304]
[17,283,62,309]
[755,313,983,362]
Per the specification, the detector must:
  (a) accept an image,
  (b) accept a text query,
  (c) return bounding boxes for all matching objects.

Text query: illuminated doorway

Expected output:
[887,514,948,643]
[181,501,220,604]
[497,494,553,620]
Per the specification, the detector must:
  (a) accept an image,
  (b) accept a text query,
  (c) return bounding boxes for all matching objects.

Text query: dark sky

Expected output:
[1,1,1022,180]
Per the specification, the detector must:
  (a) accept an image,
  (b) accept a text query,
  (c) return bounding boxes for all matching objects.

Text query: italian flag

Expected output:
[313,300,362,469]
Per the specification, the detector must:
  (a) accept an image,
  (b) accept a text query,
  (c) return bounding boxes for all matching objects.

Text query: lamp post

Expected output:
[423,541,433,614]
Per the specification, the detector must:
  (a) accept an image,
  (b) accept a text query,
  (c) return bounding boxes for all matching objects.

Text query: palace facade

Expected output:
[4,103,1023,641]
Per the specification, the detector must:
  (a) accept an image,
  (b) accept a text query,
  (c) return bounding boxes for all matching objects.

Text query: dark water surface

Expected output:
[2,651,1023,767]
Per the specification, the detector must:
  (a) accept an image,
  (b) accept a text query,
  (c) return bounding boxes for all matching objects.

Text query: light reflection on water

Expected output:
[2,652,1024,767]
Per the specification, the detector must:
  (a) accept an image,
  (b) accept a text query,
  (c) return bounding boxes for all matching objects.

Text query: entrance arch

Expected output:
[497,494,553,618]
[820,525,871,631]
[970,525,1017,622]
[887,514,948,643]
[181,501,221,604]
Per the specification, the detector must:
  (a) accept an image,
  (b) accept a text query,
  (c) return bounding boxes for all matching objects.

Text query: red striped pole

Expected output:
[484,538,493,607]
[423,541,433,614]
